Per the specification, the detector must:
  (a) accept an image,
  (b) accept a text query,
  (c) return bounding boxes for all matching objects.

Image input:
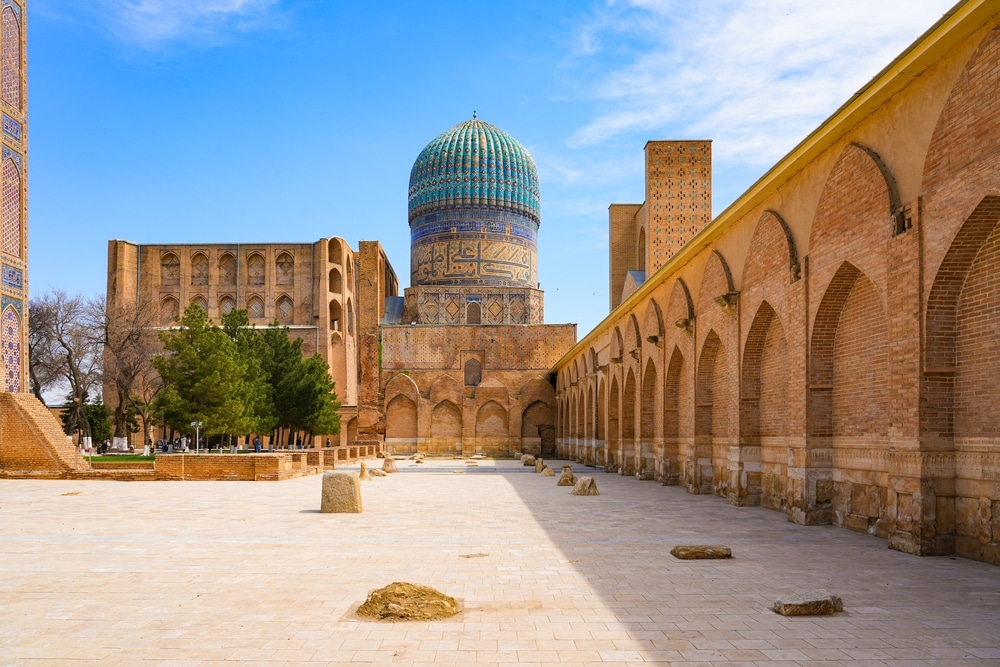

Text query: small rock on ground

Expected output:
[357,582,460,621]
[773,589,844,616]
[670,545,733,560]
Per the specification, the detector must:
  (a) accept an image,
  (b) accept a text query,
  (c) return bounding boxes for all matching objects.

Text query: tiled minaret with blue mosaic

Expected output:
[403,114,545,325]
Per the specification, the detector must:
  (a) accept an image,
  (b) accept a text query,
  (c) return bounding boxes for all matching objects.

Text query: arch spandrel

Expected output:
[807,144,894,307]
[921,27,1000,296]
[428,374,464,406]
[475,376,509,402]
[384,372,420,406]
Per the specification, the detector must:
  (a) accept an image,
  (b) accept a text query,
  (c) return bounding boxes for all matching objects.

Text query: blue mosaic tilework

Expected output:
[408,118,541,225]
[2,293,20,316]
[2,113,20,142]
[410,209,538,244]
[2,301,20,391]
[1,0,20,20]
[2,263,21,289]
[1,144,20,170]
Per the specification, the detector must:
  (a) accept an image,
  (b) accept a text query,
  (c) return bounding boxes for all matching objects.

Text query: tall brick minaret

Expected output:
[609,140,712,310]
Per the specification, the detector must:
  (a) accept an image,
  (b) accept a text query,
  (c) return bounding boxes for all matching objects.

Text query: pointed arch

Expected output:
[329,267,343,295]
[741,301,788,508]
[385,395,417,442]
[190,296,208,314]
[809,262,888,440]
[218,295,235,316]
[276,252,294,286]
[430,400,463,449]
[328,238,344,264]
[276,294,293,322]
[475,401,508,439]
[160,296,179,325]
[218,253,237,286]
[247,295,265,320]
[466,301,482,324]
[385,372,420,405]
[1,304,21,391]
[695,330,726,494]
[637,226,646,272]
[662,346,684,485]
[191,253,209,286]
[329,299,343,331]
[160,252,180,287]
[247,253,265,286]
[924,196,1000,446]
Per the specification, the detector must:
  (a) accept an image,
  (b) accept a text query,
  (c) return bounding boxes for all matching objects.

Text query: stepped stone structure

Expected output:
[0,0,87,475]
[553,0,1000,565]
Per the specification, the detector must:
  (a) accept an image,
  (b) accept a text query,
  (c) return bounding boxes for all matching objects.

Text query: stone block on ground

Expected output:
[382,457,397,473]
[359,461,371,481]
[541,466,555,476]
[670,545,733,560]
[535,458,545,473]
[558,465,577,486]
[320,471,362,513]
[773,589,844,616]
[521,454,536,466]
[369,468,387,477]
[571,476,599,496]
[357,582,460,621]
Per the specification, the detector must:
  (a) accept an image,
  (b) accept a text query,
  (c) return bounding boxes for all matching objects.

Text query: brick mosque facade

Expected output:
[106,237,398,447]
[552,1,1000,565]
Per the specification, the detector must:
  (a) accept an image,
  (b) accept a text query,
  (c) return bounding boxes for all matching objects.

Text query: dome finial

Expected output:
[473,109,477,120]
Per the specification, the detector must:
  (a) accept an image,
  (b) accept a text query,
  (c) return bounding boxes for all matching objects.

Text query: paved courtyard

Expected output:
[2,458,999,666]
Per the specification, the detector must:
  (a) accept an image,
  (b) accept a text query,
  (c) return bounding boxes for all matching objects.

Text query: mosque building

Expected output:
[104,116,574,454]
[5,0,1000,567]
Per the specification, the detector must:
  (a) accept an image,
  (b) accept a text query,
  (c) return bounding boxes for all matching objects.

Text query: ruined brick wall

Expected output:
[0,393,85,473]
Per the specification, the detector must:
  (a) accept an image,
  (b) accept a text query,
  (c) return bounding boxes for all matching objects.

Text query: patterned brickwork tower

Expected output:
[609,141,712,310]
[0,0,85,474]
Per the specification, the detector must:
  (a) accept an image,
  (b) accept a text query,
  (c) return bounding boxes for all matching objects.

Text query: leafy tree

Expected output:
[153,305,253,441]
[221,309,274,436]
[258,322,341,441]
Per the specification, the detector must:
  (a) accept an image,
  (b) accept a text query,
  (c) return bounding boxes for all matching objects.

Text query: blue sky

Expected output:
[28,0,956,334]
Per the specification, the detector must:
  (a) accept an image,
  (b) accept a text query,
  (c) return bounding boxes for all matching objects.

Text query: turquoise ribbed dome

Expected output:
[408,118,540,225]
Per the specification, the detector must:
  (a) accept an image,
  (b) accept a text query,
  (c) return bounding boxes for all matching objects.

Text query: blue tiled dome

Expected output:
[408,118,540,225]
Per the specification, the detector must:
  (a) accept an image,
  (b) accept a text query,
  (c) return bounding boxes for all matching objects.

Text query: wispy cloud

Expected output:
[568,0,955,167]
[37,0,287,49]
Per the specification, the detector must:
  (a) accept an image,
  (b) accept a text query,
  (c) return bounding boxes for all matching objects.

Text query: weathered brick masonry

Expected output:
[554,2,1000,565]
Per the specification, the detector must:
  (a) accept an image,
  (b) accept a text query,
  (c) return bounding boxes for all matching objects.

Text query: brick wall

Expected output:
[554,11,1000,566]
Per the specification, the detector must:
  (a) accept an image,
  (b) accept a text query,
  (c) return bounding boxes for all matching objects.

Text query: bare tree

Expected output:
[29,291,102,439]
[96,295,163,448]
[27,296,62,401]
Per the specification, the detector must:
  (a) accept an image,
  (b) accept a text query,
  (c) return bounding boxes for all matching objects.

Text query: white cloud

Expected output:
[38,0,285,49]
[568,0,956,167]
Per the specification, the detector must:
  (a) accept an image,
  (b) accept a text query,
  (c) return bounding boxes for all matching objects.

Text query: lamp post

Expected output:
[191,421,203,454]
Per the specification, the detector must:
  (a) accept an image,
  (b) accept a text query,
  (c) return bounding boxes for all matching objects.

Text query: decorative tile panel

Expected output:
[2,262,21,289]
[2,302,20,391]
[2,112,20,142]
[2,153,20,257]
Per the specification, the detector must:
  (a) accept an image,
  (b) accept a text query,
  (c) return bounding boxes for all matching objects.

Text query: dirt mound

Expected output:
[357,582,460,621]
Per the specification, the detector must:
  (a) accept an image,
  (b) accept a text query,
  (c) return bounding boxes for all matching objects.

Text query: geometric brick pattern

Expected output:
[1,157,18,257]
[1,6,20,110]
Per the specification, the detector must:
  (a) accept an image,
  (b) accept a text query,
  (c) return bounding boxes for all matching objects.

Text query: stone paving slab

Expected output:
[2,458,999,666]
